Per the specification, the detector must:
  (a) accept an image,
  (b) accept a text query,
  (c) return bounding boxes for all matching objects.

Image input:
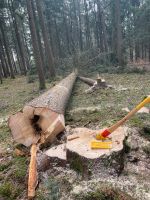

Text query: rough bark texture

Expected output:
[26,0,45,90]
[38,126,129,177]
[9,71,77,147]
[27,71,77,114]
[36,0,55,76]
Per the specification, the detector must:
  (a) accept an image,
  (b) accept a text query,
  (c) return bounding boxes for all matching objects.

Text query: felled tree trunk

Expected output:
[78,76,95,86]
[79,76,113,93]
[38,126,129,177]
[8,71,77,147]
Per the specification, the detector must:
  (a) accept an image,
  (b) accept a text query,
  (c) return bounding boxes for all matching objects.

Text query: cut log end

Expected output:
[8,106,65,147]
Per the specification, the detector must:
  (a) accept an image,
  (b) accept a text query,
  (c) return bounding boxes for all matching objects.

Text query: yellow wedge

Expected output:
[91,140,112,149]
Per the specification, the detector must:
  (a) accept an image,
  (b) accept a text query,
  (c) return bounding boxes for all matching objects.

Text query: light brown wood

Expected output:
[8,71,77,147]
[28,144,38,199]
[39,127,129,176]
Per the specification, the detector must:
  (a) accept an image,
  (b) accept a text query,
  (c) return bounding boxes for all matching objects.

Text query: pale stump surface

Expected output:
[39,126,129,177]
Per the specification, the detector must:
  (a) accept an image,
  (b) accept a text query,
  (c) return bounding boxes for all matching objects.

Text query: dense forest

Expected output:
[0,1,150,199]
[0,0,150,88]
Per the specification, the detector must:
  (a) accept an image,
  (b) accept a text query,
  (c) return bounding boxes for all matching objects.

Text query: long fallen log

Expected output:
[9,71,77,147]
[78,76,95,86]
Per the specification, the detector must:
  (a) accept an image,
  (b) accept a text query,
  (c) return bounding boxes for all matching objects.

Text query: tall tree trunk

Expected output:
[31,0,46,73]
[77,0,83,51]
[62,0,71,54]
[26,0,45,90]
[0,38,7,78]
[0,24,15,79]
[9,0,27,75]
[1,45,10,76]
[84,0,92,49]
[113,0,124,66]
[0,62,3,84]
[96,0,108,52]
[36,0,55,77]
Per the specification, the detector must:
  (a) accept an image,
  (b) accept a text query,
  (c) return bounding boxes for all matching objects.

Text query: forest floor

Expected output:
[0,70,150,200]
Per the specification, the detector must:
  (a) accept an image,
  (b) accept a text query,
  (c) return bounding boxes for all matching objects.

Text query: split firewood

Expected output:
[78,75,113,93]
[28,144,38,199]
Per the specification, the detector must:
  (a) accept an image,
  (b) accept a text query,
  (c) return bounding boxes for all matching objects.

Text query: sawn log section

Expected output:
[8,71,77,147]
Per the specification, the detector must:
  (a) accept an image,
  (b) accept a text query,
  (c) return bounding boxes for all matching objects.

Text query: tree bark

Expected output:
[36,0,55,77]
[9,71,77,147]
[0,23,15,79]
[9,0,27,75]
[26,0,45,90]
[84,0,92,49]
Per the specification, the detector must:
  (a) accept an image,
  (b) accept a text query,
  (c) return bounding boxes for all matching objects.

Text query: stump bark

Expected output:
[8,71,77,147]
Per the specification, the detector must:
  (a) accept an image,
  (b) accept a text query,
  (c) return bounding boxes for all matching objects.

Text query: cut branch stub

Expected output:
[8,71,77,147]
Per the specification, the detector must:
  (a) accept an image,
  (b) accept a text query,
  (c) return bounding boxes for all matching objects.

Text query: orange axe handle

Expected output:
[96,96,150,140]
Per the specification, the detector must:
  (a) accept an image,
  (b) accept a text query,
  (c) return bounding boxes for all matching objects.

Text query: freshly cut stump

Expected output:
[40,126,129,177]
[8,71,77,147]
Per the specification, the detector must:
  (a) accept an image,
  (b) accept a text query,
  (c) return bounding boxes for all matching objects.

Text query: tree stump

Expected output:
[39,126,129,177]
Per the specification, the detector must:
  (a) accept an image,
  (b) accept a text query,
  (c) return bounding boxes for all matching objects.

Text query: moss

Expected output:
[143,144,150,156]
[37,178,60,200]
[70,156,84,174]
[12,156,28,182]
[0,161,12,172]
[124,140,131,154]
[0,124,10,143]
[0,181,21,200]
[141,126,150,140]
[74,186,135,200]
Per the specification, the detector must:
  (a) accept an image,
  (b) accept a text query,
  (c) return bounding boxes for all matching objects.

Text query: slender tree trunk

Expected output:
[31,0,46,73]
[84,0,92,49]
[0,24,15,79]
[1,46,10,76]
[135,42,140,61]
[77,0,83,51]
[0,38,7,78]
[148,41,150,62]
[62,0,71,54]
[9,0,27,75]
[113,0,124,66]
[0,62,3,84]
[97,0,108,52]
[36,0,55,77]
[53,17,62,57]
[26,0,45,90]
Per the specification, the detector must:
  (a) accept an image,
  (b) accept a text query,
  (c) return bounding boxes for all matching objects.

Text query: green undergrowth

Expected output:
[74,186,135,200]
[37,178,60,200]
[0,155,28,199]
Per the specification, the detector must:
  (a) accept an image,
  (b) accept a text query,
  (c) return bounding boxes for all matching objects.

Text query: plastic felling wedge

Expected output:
[91,140,112,149]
